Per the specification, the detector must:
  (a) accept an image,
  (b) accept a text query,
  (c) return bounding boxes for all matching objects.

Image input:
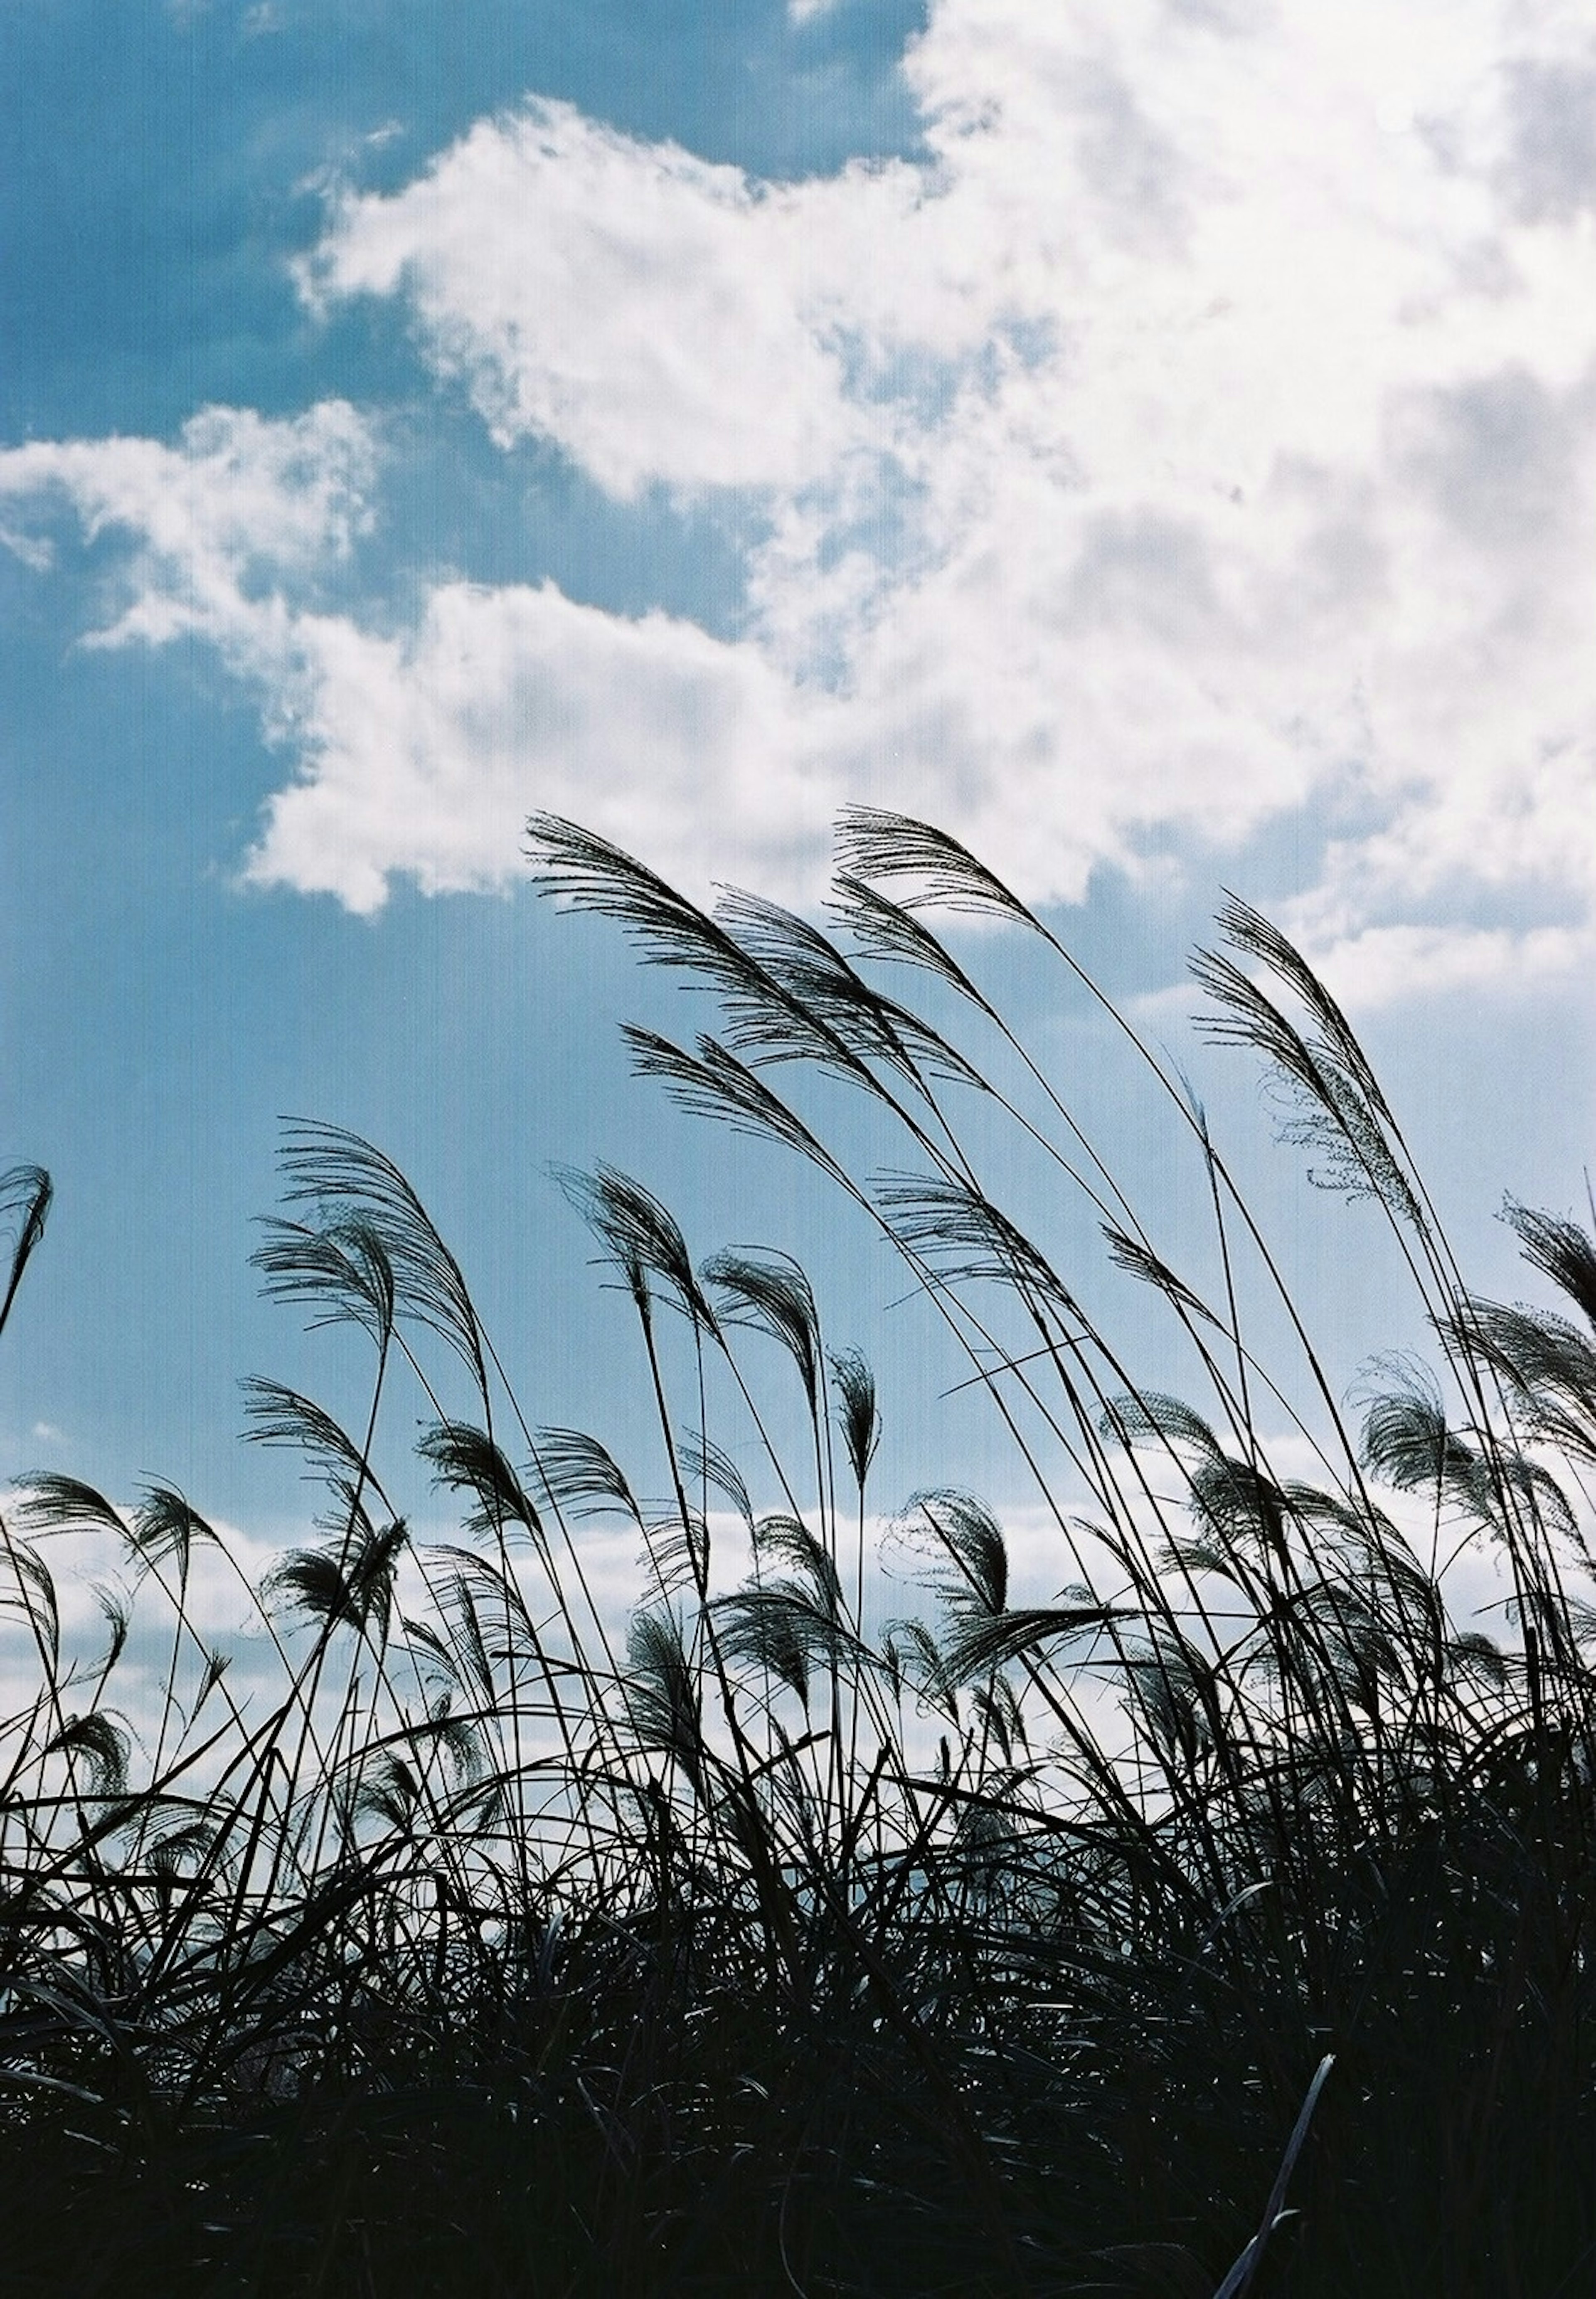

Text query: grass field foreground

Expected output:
[1,810,1593,2296]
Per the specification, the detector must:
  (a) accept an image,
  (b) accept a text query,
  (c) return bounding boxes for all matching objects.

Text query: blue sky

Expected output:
[4,0,1596,1551]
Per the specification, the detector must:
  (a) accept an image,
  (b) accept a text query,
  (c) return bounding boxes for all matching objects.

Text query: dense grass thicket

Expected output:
[4,810,1596,2296]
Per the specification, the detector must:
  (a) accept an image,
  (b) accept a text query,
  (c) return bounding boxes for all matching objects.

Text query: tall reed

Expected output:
[1,814,1593,2296]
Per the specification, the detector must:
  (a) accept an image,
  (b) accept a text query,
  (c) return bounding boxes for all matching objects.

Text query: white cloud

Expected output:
[281,0,1596,981]
[246,581,840,911]
[297,99,892,497]
[0,402,375,645]
[15,2,1596,991]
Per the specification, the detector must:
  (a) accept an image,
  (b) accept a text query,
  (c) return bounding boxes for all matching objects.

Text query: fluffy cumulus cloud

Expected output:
[0,404,836,907]
[296,100,882,498]
[249,582,837,910]
[12,0,1596,989]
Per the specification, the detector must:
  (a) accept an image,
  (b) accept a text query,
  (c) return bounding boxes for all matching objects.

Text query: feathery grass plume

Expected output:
[1101,1226,1224,1328]
[0,1534,60,1671]
[526,811,767,983]
[0,1164,50,1343]
[623,1611,705,1788]
[429,1572,498,1707]
[904,1490,1011,1621]
[711,1584,837,1707]
[1358,1376,1492,1514]
[147,1816,222,1886]
[1286,1484,1444,1627]
[400,1611,467,1697]
[264,1520,408,1644]
[417,1698,488,1790]
[973,1669,1029,1758]
[830,1347,881,1492]
[1190,909,1419,1225]
[529,1427,643,1524]
[190,1644,233,1720]
[836,863,1169,1252]
[871,1172,1079,1315]
[556,1160,717,1330]
[880,1616,958,1719]
[1118,1626,1225,1774]
[714,882,989,1094]
[1443,1296,1596,1469]
[10,1473,131,1543]
[527,815,879,1088]
[1502,1196,1596,1328]
[1293,1574,1408,1714]
[418,1420,543,1541]
[751,1513,844,1620]
[427,1544,549,1671]
[941,1601,1127,1685]
[273,1120,485,1388]
[835,806,1035,923]
[251,1213,396,1349]
[829,871,998,1009]
[679,1432,754,1534]
[1446,1626,1510,1685]
[1215,894,1393,1124]
[702,1249,822,1414]
[131,1485,219,1583]
[1106,1389,1227,1465]
[621,1025,853,1183]
[1447,1296,1596,1409]
[1184,1454,1293,1570]
[240,1377,390,1511]
[42,1711,129,1799]
[83,1584,131,1690]
[642,1510,711,1604]
[352,1750,423,1833]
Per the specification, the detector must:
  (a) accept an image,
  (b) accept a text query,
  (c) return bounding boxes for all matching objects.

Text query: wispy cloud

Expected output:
[0,401,375,643]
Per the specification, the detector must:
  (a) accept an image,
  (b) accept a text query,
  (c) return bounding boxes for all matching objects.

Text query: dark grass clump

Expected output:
[3,817,1596,2296]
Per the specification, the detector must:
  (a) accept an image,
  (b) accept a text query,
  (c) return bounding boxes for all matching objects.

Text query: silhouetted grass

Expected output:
[3,813,1595,2295]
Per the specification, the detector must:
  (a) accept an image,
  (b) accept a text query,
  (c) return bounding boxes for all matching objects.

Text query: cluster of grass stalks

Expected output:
[4,810,1596,2296]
